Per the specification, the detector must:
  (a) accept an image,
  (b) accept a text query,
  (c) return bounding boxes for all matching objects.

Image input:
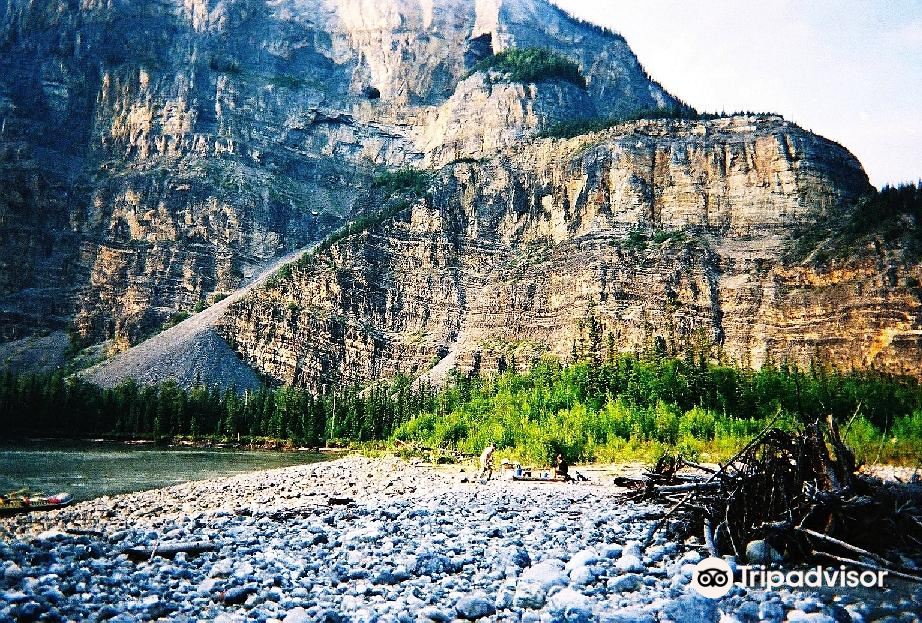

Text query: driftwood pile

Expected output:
[633,417,922,582]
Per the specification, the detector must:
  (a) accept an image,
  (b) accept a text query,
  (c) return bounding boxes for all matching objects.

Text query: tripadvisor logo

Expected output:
[691,557,734,598]
[691,557,888,599]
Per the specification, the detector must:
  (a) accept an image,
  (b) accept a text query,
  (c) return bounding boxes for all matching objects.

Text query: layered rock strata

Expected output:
[219,116,922,392]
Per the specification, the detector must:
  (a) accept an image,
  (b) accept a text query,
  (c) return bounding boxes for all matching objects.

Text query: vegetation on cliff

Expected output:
[538,106,697,139]
[537,107,782,139]
[2,356,920,465]
[264,168,432,289]
[470,48,586,88]
[792,181,922,263]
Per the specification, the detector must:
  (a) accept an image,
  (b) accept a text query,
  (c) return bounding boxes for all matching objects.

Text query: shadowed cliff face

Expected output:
[0,0,673,346]
[217,115,922,393]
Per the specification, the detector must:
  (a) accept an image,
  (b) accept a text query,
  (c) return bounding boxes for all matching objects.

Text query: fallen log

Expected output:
[797,527,895,569]
[65,528,106,538]
[812,550,922,584]
[642,412,782,546]
[654,481,721,494]
[123,541,217,561]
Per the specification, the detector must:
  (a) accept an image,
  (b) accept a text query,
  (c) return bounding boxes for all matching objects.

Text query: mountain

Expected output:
[2,0,920,389]
[0,0,674,346]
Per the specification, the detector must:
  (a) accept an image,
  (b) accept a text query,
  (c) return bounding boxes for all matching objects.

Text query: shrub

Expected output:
[624,229,648,251]
[469,47,586,88]
[892,410,922,440]
[680,407,717,441]
[844,416,883,465]
[652,401,680,444]
[163,310,190,329]
[209,55,241,74]
[372,168,431,195]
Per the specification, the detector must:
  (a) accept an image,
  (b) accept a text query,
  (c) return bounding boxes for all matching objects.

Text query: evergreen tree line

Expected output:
[0,371,435,445]
[1,355,921,463]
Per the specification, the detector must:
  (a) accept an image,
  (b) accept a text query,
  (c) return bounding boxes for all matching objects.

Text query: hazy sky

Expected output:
[552,0,922,188]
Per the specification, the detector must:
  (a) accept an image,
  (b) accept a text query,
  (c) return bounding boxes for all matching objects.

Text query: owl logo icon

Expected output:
[691,557,734,598]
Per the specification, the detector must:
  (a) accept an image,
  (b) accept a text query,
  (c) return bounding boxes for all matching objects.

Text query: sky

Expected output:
[552,0,922,188]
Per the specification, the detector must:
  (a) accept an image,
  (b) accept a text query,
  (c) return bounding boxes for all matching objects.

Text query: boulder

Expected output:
[745,540,784,565]
[520,559,568,590]
[454,592,496,619]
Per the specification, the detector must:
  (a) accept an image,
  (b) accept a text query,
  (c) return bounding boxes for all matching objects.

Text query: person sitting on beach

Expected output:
[479,443,496,481]
[554,453,573,481]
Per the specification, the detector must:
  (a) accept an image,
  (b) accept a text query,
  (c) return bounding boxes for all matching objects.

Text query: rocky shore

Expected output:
[1,457,918,622]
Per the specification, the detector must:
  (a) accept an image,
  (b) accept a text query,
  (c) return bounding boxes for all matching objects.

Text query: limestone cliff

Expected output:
[218,115,922,392]
[0,0,674,348]
[4,0,920,391]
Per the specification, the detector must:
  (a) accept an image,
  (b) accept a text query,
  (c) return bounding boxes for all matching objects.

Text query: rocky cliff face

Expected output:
[0,0,674,349]
[5,0,920,389]
[218,114,922,392]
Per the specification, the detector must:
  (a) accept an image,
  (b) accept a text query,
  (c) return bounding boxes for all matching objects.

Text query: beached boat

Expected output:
[500,463,563,482]
[0,492,73,517]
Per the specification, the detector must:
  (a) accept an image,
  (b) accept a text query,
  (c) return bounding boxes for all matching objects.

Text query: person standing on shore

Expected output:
[554,453,573,481]
[479,443,495,482]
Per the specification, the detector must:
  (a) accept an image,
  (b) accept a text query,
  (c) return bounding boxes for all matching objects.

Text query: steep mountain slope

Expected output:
[5,0,920,391]
[0,0,676,351]
[80,247,313,390]
[217,115,922,393]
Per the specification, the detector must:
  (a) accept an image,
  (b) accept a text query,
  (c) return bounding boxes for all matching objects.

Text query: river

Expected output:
[0,439,327,501]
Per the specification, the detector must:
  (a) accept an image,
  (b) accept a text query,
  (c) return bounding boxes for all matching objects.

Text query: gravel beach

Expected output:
[1,456,919,623]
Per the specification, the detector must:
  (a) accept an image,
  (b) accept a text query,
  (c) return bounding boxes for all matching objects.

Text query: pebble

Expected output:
[607,573,643,593]
[0,456,916,622]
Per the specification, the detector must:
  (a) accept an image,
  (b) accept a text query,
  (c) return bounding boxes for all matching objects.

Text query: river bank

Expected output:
[1,456,919,622]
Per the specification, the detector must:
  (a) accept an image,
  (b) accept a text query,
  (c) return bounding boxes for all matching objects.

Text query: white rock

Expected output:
[494,588,513,610]
[547,587,592,623]
[565,549,599,572]
[615,554,645,573]
[208,559,234,578]
[598,607,655,623]
[569,565,595,586]
[520,559,568,590]
[600,545,623,559]
[785,612,834,623]
[454,592,496,619]
[623,541,642,558]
